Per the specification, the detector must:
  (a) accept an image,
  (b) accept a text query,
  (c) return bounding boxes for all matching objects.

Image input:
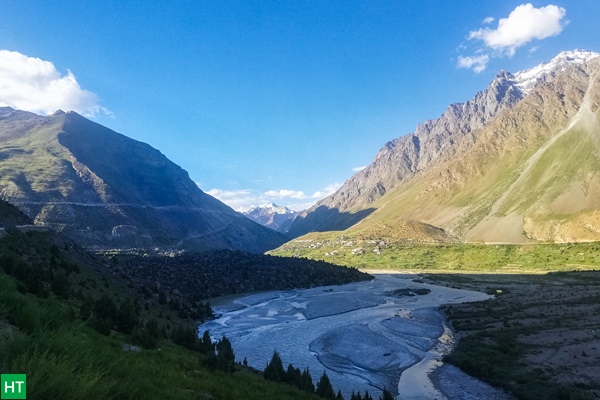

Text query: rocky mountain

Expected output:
[0,108,287,252]
[287,50,600,243]
[242,203,297,233]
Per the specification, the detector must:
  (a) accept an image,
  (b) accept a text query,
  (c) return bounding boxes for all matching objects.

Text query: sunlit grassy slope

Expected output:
[270,236,600,273]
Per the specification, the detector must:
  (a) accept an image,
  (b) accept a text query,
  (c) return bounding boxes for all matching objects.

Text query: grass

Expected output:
[5,318,324,400]
[272,238,600,273]
[496,127,600,216]
[0,229,326,400]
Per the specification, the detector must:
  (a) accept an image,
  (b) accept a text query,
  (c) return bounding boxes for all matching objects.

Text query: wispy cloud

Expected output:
[263,189,307,199]
[457,55,490,74]
[205,189,255,211]
[458,3,567,72]
[311,182,342,199]
[352,165,367,172]
[0,50,111,117]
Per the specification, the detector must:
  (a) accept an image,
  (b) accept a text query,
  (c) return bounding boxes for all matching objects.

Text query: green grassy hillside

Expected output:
[271,235,600,273]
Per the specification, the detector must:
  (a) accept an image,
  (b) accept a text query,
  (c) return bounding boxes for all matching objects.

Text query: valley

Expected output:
[1,47,600,400]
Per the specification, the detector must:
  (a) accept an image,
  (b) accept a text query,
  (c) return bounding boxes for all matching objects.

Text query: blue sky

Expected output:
[1,1,599,211]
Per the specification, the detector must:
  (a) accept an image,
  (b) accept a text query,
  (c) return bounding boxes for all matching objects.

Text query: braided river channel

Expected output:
[200,273,497,399]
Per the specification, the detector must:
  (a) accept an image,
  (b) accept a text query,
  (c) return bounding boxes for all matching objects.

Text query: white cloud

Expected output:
[206,182,345,213]
[263,189,307,199]
[206,188,251,200]
[458,4,566,73]
[207,187,310,211]
[352,165,367,172]
[0,50,111,117]
[311,182,342,199]
[468,4,566,57]
[457,54,490,73]
[206,189,257,211]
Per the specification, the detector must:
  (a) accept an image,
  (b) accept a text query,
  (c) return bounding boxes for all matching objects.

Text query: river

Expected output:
[199,272,499,399]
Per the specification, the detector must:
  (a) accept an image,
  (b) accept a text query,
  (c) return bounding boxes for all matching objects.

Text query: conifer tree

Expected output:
[350,391,359,400]
[316,371,336,399]
[216,336,235,372]
[286,364,302,386]
[199,330,214,354]
[300,367,315,393]
[379,388,394,400]
[264,351,286,382]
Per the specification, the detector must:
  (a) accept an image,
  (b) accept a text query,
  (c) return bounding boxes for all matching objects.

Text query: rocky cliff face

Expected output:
[288,50,600,243]
[0,108,287,252]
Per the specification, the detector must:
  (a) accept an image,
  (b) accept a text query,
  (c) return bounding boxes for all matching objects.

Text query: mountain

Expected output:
[0,108,287,252]
[0,198,32,228]
[287,50,600,243]
[242,203,297,233]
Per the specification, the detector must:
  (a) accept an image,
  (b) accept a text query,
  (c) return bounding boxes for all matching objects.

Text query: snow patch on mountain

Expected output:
[514,49,599,93]
[246,203,296,215]
[243,203,298,233]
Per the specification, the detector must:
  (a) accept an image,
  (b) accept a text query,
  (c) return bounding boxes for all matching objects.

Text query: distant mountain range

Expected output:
[0,108,287,252]
[288,50,600,244]
[242,203,297,233]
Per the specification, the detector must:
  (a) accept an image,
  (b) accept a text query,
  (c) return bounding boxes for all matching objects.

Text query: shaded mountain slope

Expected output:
[0,108,287,252]
[287,50,600,243]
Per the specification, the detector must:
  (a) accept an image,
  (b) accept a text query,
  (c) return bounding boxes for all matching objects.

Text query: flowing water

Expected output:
[200,273,491,399]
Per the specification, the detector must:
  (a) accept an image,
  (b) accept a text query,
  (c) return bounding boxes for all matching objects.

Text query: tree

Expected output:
[336,389,344,400]
[89,294,118,335]
[300,367,315,393]
[379,388,394,400]
[116,298,139,334]
[199,330,214,354]
[316,371,336,399]
[93,294,118,321]
[171,324,198,350]
[264,351,286,382]
[285,364,302,386]
[50,273,70,299]
[215,336,236,372]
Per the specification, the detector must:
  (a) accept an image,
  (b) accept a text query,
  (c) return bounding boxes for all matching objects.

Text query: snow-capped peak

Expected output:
[514,49,599,93]
[245,203,295,215]
[242,203,298,233]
